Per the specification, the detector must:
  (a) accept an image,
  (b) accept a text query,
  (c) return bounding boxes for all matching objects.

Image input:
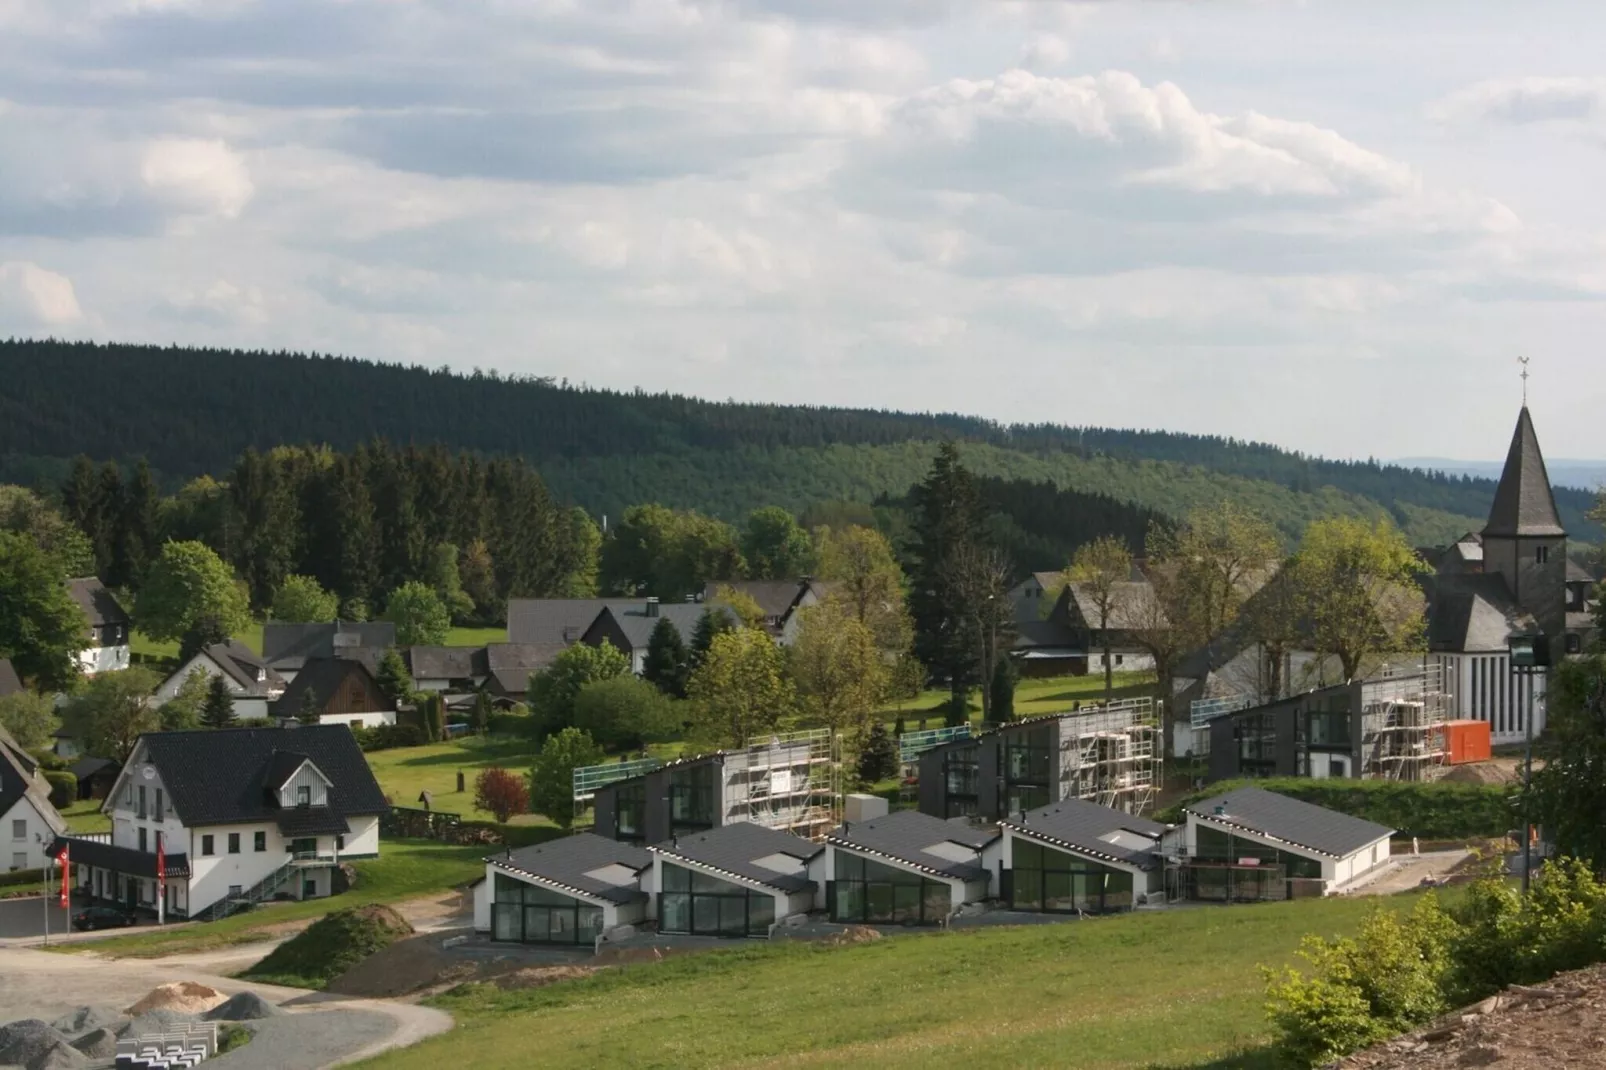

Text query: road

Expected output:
[0,894,72,940]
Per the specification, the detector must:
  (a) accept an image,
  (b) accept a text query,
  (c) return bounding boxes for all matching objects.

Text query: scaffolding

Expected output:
[723,728,842,841]
[1360,665,1450,782]
[1058,697,1163,816]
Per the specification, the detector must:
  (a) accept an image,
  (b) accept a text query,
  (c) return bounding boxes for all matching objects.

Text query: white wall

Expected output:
[318,710,395,729]
[76,644,130,676]
[1437,653,1546,746]
[278,762,331,808]
[477,863,644,934]
[999,828,1155,900]
[3,796,61,871]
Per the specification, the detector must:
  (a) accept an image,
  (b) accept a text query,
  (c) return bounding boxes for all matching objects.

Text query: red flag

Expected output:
[156,832,165,890]
[56,842,69,908]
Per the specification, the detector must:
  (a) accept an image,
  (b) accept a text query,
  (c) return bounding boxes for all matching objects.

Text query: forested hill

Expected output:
[1,339,1597,543]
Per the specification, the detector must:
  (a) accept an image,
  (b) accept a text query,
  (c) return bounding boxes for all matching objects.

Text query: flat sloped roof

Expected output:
[1184,786,1393,859]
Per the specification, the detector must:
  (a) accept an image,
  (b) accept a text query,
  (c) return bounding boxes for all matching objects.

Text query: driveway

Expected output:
[0,895,71,940]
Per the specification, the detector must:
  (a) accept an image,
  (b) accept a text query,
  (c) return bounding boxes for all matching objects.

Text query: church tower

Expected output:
[1480,405,1567,654]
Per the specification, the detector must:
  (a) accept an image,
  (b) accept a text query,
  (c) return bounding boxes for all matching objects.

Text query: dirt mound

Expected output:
[491,966,598,991]
[68,1028,118,1059]
[824,926,884,946]
[0,1021,77,1068]
[124,981,227,1016]
[1331,963,1606,1069]
[326,931,461,998]
[1440,760,1522,786]
[245,904,414,990]
[48,1007,120,1037]
[204,992,284,1022]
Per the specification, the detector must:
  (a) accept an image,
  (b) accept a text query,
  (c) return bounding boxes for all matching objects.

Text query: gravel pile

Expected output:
[0,1020,80,1068]
[118,1009,201,1039]
[48,1008,120,1037]
[205,993,283,1022]
[26,1040,88,1070]
[69,1028,119,1059]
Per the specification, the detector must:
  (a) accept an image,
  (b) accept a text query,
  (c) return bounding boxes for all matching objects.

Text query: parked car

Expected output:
[72,905,137,931]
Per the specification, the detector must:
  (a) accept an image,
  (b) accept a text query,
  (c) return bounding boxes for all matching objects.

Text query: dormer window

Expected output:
[297,786,311,807]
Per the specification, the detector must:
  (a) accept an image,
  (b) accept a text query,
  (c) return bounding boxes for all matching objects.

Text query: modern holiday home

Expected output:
[474,833,652,946]
[824,810,999,926]
[998,798,1168,913]
[648,823,823,938]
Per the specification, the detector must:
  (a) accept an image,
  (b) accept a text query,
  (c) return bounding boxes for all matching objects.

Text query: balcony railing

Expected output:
[290,850,336,866]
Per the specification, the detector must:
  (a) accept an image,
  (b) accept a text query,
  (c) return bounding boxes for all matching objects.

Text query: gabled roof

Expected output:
[261,621,396,670]
[1184,786,1393,858]
[827,810,997,882]
[587,602,706,651]
[1567,560,1597,585]
[67,577,128,630]
[1422,572,1533,653]
[483,642,567,694]
[703,580,814,622]
[263,750,327,790]
[1483,407,1566,539]
[488,832,652,905]
[505,599,634,646]
[1063,581,1166,632]
[1002,799,1168,871]
[0,725,65,835]
[650,822,822,893]
[68,756,116,781]
[1011,619,1080,654]
[188,640,283,697]
[132,725,389,827]
[405,645,487,681]
[271,657,383,718]
[0,658,20,698]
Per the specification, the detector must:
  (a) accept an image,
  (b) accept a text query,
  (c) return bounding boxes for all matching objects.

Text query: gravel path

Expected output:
[210,1009,399,1070]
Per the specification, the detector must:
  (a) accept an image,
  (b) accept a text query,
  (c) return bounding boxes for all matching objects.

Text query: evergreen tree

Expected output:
[856,721,900,785]
[470,688,493,735]
[689,606,736,670]
[376,647,415,710]
[297,687,322,726]
[202,673,235,728]
[92,461,124,579]
[908,443,989,723]
[989,656,1018,723]
[228,448,300,609]
[61,455,101,563]
[642,615,691,698]
[114,457,159,590]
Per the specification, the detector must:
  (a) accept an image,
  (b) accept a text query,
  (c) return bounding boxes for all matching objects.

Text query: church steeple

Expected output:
[1482,406,1565,539]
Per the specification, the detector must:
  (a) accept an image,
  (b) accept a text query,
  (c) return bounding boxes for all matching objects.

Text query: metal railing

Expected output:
[1190,694,1251,729]
[898,724,972,764]
[572,757,663,803]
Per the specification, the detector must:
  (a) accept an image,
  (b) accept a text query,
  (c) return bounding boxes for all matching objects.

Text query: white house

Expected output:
[648,823,823,938]
[824,810,1000,926]
[1,727,67,872]
[67,577,130,676]
[1172,786,1393,899]
[998,798,1168,913]
[474,833,652,946]
[59,724,388,919]
[152,641,286,720]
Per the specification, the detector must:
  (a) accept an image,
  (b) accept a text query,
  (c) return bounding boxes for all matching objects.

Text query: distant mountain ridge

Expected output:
[0,339,1598,545]
[1396,457,1606,493]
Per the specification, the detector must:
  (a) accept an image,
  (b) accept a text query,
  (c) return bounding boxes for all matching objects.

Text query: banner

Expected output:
[56,842,69,908]
[156,832,166,925]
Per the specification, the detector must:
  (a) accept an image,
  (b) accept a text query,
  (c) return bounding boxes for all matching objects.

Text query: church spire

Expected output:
[1482,406,1565,538]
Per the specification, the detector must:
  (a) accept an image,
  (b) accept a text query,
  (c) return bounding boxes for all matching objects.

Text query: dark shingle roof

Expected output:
[592,603,705,651]
[1002,799,1168,870]
[1184,786,1393,858]
[487,832,651,904]
[0,726,64,835]
[1012,619,1080,653]
[261,621,395,670]
[703,581,809,621]
[828,810,997,881]
[67,577,128,629]
[0,658,20,698]
[137,725,389,827]
[197,641,283,696]
[406,646,487,681]
[1484,407,1566,538]
[484,642,567,694]
[52,836,188,879]
[1423,572,1531,653]
[271,657,383,719]
[69,756,115,781]
[650,823,821,893]
[505,599,631,646]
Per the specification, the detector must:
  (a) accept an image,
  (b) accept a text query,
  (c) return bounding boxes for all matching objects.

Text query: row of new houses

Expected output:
[472,788,1396,946]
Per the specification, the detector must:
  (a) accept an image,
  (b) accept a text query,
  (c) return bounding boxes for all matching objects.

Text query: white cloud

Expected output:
[0,261,84,326]
[1432,77,1606,126]
[1020,34,1071,71]
[140,138,254,219]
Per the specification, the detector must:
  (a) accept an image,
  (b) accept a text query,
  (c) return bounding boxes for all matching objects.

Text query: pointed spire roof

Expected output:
[1482,407,1565,539]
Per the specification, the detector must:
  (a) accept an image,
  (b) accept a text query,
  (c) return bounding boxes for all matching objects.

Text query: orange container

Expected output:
[1436,720,1492,765]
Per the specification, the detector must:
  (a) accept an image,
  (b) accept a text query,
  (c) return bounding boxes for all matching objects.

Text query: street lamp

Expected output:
[1508,631,1549,895]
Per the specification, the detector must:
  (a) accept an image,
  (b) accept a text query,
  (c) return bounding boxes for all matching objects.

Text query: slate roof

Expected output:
[487,832,652,905]
[1483,407,1566,538]
[0,726,64,836]
[1063,581,1166,633]
[406,645,486,681]
[68,756,116,782]
[703,580,812,621]
[271,657,384,718]
[261,621,396,670]
[589,602,706,651]
[1012,619,1081,654]
[650,822,822,893]
[134,725,389,827]
[1422,572,1533,653]
[827,810,998,882]
[1185,786,1394,858]
[0,658,20,698]
[67,577,128,629]
[484,643,568,694]
[195,640,283,697]
[505,599,633,646]
[1567,560,1597,585]
[1002,799,1168,871]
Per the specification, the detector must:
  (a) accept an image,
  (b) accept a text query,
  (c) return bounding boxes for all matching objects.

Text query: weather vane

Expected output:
[1518,355,1530,405]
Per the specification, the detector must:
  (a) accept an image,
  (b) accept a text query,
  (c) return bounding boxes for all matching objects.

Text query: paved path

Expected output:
[1345,849,1470,896]
[0,946,453,1069]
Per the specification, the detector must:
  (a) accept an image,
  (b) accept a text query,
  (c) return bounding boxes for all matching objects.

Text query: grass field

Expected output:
[56,840,486,958]
[360,892,1427,1070]
[59,797,110,834]
[879,670,1156,728]
[129,623,507,664]
[366,736,556,827]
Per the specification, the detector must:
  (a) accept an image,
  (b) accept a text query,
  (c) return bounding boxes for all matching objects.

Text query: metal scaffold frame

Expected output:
[725,728,842,842]
[1059,697,1163,816]
[1361,664,1450,782]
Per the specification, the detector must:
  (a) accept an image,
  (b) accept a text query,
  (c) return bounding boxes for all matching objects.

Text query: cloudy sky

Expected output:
[3,1,1604,461]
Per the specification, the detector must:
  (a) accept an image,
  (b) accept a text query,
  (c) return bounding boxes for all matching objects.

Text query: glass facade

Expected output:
[490,873,605,945]
[1193,824,1322,879]
[668,765,717,835]
[1003,726,1053,815]
[942,745,980,818]
[658,862,775,937]
[832,853,952,926]
[1234,714,1279,777]
[1008,840,1134,914]
[615,781,646,843]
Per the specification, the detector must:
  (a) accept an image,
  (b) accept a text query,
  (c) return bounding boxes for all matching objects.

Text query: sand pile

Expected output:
[68,1028,118,1059]
[124,981,228,1017]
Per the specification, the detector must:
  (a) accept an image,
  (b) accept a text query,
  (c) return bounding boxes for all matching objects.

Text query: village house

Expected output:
[67,577,130,676]
[580,599,705,674]
[269,655,395,728]
[1,726,67,872]
[824,810,999,926]
[701,579,827,644]
[260,621,395,684]
[152,640,286,720]
[649,822,823,938]
[474,833,652,946]
[998,798,1168,913]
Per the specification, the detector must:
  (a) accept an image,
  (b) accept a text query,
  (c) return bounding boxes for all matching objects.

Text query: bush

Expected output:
[572,675,679,749]
[355,723,426,752]
[234,716,274,729]
[243,904,414,989]
[44,770,77,808]
[487,710,532,737]
[0,867,45,890]
[1162,777,1510,840]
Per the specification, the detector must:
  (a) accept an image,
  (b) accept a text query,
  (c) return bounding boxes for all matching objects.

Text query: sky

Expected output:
[2,1,1605,462]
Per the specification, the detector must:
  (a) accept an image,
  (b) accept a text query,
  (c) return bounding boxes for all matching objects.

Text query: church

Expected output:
[1424,405,1597,746]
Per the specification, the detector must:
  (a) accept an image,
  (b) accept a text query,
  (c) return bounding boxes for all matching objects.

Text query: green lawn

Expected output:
[60,797,111,834]
[361,893,1423,1070]
[130,623,506,664]
[58,840,487,959]
[367,736,556,828]
[879,671,1156,730]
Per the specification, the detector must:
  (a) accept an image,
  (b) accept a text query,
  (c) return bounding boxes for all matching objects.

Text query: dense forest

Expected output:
[2,340,1597,544]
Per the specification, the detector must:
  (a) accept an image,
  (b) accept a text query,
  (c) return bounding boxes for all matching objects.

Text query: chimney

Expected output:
[646,597,660,618]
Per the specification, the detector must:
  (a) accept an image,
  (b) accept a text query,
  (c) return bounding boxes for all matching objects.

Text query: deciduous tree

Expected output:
[62,666,161,763]
[527,641,631,736]
[741,506,813,579]
[687,628,796,747]
[1531,654,1606,872]
[382,581,452,647]
[573,675,680,749]
[789,603,886,740]
[0,690,57,751]
[599,504,745,599]
[271,574,339,623]
[1292,516,1425,681]
[815,525,913,656]
[424,542,476,623]
[0,486,95,579]
[1067,535,1135,702]
[475,766,530,823]
[158,669,210,731]
[0,530,87,691]
[136,540,251,644]
[529,727,604,829]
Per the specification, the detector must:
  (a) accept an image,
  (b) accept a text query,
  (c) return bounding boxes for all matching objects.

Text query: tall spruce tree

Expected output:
[908,443,989,725]
[229,448,301,609]
[61,455,101,560]
[91,462,124,579]
[689,606,736,671]
[114,457,160,589]
[202,673,235,728]
[642,615,691,698]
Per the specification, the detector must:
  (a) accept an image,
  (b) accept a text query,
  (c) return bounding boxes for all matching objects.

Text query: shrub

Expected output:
[474,767,529,823]
[0,867,45,890]
[44,770,77,808]
[487,710,532,737]
[1161,777,1510,840]
[354,723,426,752]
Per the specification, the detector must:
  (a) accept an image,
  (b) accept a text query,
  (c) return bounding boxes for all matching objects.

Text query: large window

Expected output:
[832,853,951,926]
[615,781,646,842]
[658,863,775,937]
[491,873,605,945]
[1234,714,1279,777]
[1301,695,1353,750]
[942,746,980,818]
[1003,726,1053,815]
[1193,824,1322,879]
[668,765,717,835]
[1009,840,1134,914]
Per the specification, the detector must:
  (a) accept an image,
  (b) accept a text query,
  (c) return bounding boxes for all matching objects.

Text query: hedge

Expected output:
[44,770,77,808]
[0,867,46,890]
[1159,777,1513,840]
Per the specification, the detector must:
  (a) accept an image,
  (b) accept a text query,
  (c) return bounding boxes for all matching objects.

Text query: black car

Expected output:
[72,905,137,931]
